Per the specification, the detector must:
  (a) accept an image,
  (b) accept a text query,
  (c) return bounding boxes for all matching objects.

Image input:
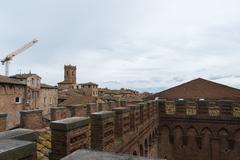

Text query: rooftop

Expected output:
[41,83,57,89]
[10,73,41,79]
[0,75,25,85]
[147,78,240,100]
[80,82,98,86]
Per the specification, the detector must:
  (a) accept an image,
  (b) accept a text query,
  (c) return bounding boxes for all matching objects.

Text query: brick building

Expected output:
[147,78,240,160]
[77,82,98,96]
[0,73,58,128]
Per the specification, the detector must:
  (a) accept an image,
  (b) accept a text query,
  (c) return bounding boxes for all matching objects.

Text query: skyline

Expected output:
[1,0,240,92]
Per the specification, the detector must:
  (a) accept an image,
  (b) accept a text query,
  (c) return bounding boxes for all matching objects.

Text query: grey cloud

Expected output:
[1,0,240,91]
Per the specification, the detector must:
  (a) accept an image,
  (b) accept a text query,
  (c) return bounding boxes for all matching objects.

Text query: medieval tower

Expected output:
[64,65,76,84]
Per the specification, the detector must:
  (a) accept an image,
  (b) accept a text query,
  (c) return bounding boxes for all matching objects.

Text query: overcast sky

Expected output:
[1,0,240,93]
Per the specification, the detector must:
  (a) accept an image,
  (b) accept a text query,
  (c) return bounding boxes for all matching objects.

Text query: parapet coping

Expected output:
[0,128,37,142]
[66,104,86,107]
[91,111,115,119]
[0,113,7,118]
[112,107,130,113]
[0,139,36,159]
[61,149,159,160]
[51,117,90,131]
[50,107,67,110]
[87,103,97,106]
[20,109,43,114]
[138,103,146,108]
[128,105,140,109]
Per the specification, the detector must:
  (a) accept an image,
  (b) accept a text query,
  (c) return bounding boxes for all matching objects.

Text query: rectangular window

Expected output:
[15,97,22,104]
[209,107,220,116]
[186,106,197,116]
[233,107,240,117]
[165,103,176,115]
[44,97,47,105]
[50,98,52,104]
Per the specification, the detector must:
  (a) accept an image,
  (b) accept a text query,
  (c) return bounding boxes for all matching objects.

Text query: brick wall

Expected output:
[91,111,115,152]
[86,103,98,116]
[20,110,43,129]
[0,113,7,132]
[50,117,90,160]
[112,107,130,145]
[38,88,58,115]
[67,104,88,117]
[0,84,25,128]
[50,107,71,121]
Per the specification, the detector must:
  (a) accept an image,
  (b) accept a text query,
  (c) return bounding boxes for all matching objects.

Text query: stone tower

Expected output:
[64,65,76,84]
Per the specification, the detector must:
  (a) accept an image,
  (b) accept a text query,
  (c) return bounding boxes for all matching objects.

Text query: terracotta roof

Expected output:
[59,95,99,106]
[58,81,74,84]
[10,73,41,79]
[41,83,57,89]
[0,75,25,85]
[80,82,98,86]
[146,78,240,100]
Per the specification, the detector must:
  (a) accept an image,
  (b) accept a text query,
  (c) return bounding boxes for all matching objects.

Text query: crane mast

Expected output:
[1,39,38,76]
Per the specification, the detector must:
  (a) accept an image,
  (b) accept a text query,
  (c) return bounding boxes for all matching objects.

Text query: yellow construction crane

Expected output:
[1,39,38,76]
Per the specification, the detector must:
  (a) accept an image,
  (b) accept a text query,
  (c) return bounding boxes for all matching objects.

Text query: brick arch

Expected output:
[149,134,152,146]
[218,128,230,137]
[160,125,171,134]
[186,126,199,136]
[174,125,184,134]
[201,127,212,158]
[218,128,231,159]
[173,126,184,148]
[159,125,173,159]
[139,144,144,156]
[186,126,200,156]
[132,150,138,156]
[233,129,240,150]
[201,127,213,136]
[144,138,148,156]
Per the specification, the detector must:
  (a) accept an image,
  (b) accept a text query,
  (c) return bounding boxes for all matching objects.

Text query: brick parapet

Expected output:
[98,103,109,112]
[67,104,88,117]
[50,107,71,121]
[50,117,90,160]
[20,109,43,129]
[86,103,98,116]
[112,107,131,144]
[91,111,115,152]
[0,113,7,132]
